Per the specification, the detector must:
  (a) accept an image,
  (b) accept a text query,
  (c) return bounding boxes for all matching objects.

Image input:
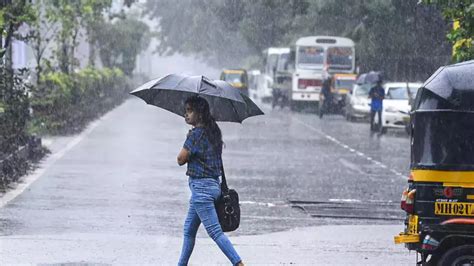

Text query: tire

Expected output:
[405,123,411,135]
[381,127,388,134]
[438,245,474,266]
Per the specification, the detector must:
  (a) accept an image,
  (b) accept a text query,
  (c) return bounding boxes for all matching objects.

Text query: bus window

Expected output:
[297,46,324,66]
[327,47,353,70]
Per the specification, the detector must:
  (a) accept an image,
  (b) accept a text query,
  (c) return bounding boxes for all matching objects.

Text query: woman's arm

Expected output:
[177,148,190,166]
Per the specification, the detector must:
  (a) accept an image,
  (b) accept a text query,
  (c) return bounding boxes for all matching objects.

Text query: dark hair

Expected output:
[185,96,223,154]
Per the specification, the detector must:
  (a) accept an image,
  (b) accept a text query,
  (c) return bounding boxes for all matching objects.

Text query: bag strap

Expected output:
[220,160,229,192]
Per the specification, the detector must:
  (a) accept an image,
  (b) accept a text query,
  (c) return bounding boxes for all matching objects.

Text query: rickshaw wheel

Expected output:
[438,245,474,266]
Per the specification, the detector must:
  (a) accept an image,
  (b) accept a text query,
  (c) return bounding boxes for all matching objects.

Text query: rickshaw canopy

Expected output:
[411,60,474,170]
[422,60,474,102]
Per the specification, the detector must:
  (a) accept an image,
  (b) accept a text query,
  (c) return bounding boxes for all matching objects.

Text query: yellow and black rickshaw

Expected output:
[220,69,249,96]
[395,60,474,265]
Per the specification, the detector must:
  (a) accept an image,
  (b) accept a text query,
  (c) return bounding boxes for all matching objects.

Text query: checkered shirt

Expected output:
[183,127,222,178]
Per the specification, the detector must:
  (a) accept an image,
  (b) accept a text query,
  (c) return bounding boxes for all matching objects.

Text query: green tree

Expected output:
[348,1,450,80]
[45,0,83,74]
[0,0,35,59]
[238,0,309,53]
[20,0,58,87]
[422,0,474,62]
[145,0,451,80]
[144,0,252,67]
[80,0,113,66]
[96,17,150,76]
[44,0,113,73]
[0,0,36,152]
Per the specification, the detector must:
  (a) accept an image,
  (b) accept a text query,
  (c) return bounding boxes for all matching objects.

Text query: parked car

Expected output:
[381,82,422,133]
[344,82,371,121]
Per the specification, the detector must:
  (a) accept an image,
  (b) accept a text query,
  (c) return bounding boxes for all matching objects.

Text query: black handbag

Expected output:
[215,164,240,232]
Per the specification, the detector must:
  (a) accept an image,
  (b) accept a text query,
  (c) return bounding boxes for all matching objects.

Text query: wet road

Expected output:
[0,97,411,261]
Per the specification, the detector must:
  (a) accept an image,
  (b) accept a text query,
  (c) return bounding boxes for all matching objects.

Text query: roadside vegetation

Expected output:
[0,0,148,189]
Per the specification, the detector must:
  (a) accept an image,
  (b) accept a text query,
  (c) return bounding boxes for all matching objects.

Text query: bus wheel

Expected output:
[438,245,474,266]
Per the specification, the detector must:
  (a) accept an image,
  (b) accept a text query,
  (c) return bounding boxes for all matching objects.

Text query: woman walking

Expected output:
[177,95,244,266]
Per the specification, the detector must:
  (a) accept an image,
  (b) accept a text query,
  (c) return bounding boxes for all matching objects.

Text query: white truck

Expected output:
[259,47,291,103]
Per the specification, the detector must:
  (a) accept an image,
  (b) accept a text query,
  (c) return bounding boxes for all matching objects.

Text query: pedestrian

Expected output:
[368,78,385,133]
[319,73,332,118]
[177,95,244,266]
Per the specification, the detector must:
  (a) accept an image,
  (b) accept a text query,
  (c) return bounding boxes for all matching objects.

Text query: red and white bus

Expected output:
[290,36,355,109]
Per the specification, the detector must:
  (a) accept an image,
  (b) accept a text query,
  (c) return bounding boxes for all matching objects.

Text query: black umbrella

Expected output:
[422,60,474,100]
[130,74,264,123]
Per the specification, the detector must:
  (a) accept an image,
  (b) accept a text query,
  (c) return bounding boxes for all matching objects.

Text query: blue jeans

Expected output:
[178,177,242,266]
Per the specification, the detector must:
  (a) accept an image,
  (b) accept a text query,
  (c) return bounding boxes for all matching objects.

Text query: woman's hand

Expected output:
[177,148,190,166]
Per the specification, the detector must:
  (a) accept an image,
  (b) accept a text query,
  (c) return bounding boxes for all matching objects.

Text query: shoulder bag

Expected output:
[215,163,240,232]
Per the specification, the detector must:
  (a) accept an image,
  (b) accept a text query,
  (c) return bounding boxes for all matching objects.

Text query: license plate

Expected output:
[435,202,474,216]
[408,215,418,234]
[338,89,349,94]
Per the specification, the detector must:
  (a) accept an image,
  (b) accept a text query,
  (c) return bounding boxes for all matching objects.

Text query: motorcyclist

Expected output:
[319,72,333,118]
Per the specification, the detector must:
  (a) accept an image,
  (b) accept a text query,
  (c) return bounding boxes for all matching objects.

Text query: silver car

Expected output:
[344,83,371,121]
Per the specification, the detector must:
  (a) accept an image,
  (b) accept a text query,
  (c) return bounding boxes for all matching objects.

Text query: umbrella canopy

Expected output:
[422,60,474,100]
[130,74,264,123]
[356,71,383,85]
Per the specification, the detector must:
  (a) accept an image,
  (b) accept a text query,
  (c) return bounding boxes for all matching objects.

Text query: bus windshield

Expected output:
[297,46,324,66]
[327,47,353,71]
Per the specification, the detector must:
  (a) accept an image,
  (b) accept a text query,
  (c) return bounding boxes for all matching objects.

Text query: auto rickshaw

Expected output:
[331,73,357,112]
[394,60,474,265]
[319,73,356,115]
[220,69,249,96]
